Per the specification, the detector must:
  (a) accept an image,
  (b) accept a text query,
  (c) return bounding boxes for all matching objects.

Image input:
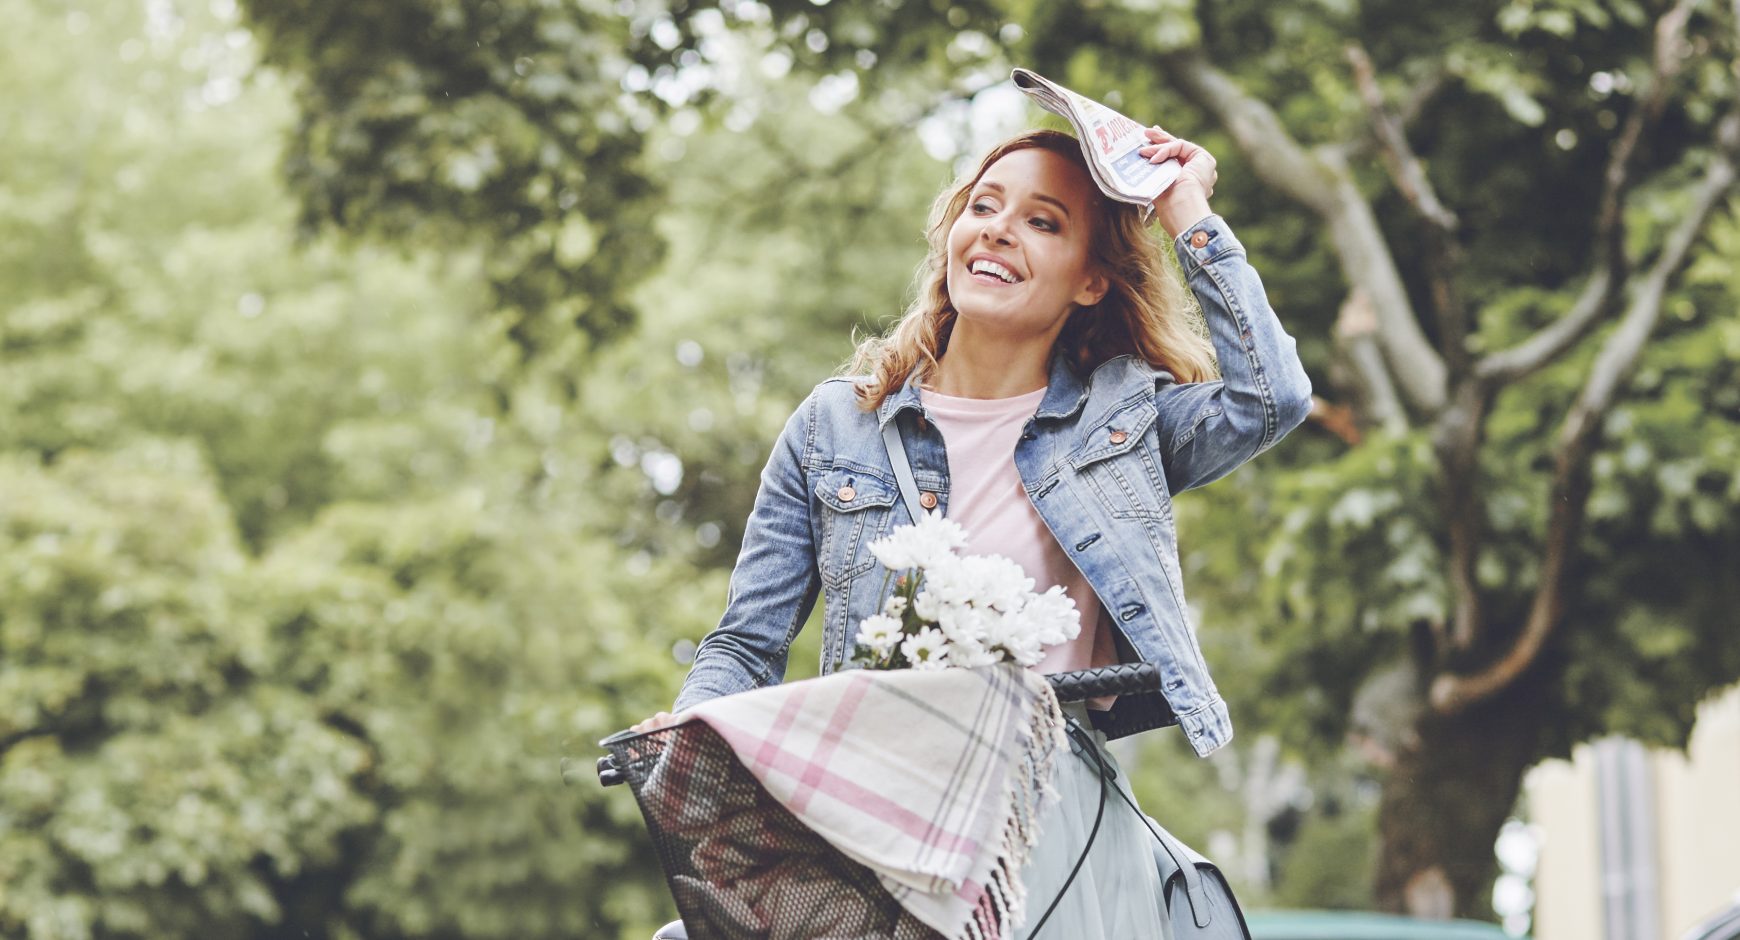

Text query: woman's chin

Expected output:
[949,307,1058,340]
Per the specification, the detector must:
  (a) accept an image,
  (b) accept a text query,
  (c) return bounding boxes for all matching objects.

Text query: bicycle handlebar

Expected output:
[596,664,1163,787]
[597,754,626,787]
[1044,662,1162,703]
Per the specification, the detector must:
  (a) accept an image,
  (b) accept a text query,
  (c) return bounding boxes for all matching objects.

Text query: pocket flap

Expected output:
[815,466,897,512]
[1069,397,1159,469]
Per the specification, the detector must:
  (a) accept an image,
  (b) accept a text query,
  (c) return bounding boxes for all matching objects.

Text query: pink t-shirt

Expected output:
[917,384,1119,677]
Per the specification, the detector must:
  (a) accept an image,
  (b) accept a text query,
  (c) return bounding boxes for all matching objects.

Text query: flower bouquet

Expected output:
[853,511,1081,671]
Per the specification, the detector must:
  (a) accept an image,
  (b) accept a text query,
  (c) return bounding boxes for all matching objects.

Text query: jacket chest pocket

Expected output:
[1068,397,1172,522]
[815,466,897,588]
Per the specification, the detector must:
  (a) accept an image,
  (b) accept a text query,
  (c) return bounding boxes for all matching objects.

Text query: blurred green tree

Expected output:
[0,1,722,936]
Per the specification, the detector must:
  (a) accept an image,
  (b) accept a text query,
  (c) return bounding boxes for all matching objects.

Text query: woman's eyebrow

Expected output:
[976,181,1072,219]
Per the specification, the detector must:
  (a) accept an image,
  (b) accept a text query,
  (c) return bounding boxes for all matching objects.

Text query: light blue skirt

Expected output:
[1013,702,1175,940]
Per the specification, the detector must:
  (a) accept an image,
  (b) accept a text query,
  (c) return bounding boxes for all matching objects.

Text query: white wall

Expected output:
[1525,685,1740,940]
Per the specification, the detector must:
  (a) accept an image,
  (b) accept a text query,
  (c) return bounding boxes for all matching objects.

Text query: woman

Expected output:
[636,125,1313,937]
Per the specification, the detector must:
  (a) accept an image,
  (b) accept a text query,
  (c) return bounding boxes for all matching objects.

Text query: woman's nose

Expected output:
[981,211,1016,245]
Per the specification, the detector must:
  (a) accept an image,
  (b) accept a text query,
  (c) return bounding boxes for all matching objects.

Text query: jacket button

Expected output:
[1190,230,1209,249]
[837,485,856,502]
[1109,430,1128,444]
[919,491,938,510]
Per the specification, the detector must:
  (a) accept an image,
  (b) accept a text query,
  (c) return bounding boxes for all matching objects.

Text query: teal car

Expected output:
[1246,910,1522,939]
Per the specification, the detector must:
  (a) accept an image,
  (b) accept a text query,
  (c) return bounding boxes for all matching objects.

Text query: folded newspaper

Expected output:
[1011,68,1181,221]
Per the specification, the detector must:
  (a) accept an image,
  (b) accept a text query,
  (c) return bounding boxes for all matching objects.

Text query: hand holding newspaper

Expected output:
[1011,68,1182,222]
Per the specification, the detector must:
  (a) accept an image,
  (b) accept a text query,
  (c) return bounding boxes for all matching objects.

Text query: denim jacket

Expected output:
[672,214,1312,756]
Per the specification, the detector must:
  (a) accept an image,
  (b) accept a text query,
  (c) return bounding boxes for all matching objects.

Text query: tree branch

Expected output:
[1345,43,1458,234]
[1475,0,1698,385]
[1153,48,1449,414]
[1345,41,1472,382]
[1317,146,1450,413]
[1475,267,1623,384]
[1433,380,1489,653]
[1152,50,1343,209]
[1327,66,1450,166]
[1397,70,1450,128]
[1432,109,1740,714]
[1307,397,1364,446]
[1334,288,1408,433]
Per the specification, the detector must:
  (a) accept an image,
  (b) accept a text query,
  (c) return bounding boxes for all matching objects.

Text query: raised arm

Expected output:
[1137,128,1313,493]
[1155,213,1314,493]
[671,391,823,712]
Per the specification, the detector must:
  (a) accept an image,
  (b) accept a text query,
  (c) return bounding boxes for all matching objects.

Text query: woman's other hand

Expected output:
[1138,126,1217,239]
[630,711,677,734]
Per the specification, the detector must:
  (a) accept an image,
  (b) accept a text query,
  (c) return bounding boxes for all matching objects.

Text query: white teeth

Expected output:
[970,259,1018,283]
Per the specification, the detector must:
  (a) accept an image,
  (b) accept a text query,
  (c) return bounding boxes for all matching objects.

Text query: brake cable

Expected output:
[1023,715,1110,938]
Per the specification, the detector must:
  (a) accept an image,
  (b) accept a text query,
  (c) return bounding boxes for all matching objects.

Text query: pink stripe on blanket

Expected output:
[746,680,810,774]
[957,876,987,901]
[787,672,871,815]
[704,715,984,861]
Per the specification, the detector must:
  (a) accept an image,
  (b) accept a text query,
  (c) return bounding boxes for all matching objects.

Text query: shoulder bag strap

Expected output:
[881,417,930,522]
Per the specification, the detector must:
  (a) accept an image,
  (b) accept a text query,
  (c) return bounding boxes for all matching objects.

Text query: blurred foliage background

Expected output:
[2,0,1737,936]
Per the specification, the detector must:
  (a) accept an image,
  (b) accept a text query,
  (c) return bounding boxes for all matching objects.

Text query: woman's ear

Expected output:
[1073,269,1111,308]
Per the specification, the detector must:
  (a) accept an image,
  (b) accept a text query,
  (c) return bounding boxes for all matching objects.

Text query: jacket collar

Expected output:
[875,345,1103,430]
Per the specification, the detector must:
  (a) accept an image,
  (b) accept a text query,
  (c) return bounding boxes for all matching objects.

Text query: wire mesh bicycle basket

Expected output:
[604,721,947,940]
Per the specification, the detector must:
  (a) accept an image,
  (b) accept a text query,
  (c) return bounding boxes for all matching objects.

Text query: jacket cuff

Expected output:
[672,681,734,714]
[1172,213,1245,277]
[1175,696,1234,757]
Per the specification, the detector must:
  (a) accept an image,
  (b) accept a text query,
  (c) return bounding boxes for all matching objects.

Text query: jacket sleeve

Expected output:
[672,390,823,712]
[1155,214,1314,494]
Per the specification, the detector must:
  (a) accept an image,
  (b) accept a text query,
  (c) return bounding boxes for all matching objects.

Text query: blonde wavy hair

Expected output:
[842,129,1218,412]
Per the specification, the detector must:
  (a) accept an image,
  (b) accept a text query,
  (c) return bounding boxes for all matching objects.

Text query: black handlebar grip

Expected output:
[597,754,625,787]
[1045,662,1164,702]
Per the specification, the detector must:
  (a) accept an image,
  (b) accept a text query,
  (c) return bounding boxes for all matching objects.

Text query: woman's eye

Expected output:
[968,202,1055,232]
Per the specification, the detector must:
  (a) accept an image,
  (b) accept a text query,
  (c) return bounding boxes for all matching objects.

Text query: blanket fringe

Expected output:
[956,677,1066,940]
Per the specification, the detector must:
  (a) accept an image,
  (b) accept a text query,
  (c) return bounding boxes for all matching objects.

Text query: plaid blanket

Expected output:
[680,664,1067,940]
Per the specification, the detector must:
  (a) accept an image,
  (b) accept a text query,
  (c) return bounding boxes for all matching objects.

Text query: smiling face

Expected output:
[944,147,1109,342]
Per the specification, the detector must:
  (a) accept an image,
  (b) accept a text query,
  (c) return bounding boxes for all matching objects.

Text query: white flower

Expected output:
[936,602,992,648]
[1020,585,1082,646]
[912,509,968,555]
[1002,632,1046,667]
[955,554,1034,611]
[867,533,921,571]
[950,645,1003,668]
[983,610,1044,666]
[867,510,969,573]
[855,614,904,654]
[856,515,1093,674]
[934,604,992,664]
[912,586,946,622]
[901,627,951,670]
[913,554,973,606]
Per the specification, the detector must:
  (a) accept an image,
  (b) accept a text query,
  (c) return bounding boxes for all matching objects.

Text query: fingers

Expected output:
[1139,139,1202,165]
[631,711,675,734]
[1138,139,1184,163]
[1138,136,1220,200]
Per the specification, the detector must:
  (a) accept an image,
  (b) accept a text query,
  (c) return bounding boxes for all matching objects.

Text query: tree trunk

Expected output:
[1374,679,1544,918]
